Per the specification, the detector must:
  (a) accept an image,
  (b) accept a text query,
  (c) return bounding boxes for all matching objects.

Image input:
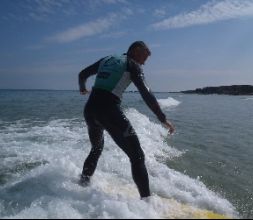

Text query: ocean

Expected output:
[0,90,252,218]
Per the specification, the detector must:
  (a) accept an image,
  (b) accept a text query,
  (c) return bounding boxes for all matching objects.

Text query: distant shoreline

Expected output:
[181,85,253,95]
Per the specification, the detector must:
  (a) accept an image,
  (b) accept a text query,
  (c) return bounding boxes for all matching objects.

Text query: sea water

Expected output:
[0,90,252,218]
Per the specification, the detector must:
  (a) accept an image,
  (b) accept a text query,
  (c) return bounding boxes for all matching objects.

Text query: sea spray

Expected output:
[158,97,181,109]
[0,103,238,218]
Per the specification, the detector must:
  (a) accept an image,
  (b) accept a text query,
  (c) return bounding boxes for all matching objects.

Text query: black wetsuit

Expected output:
[79,54,166,198]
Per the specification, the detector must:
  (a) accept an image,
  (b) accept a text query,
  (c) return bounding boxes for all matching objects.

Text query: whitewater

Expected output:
[0,93,239,219]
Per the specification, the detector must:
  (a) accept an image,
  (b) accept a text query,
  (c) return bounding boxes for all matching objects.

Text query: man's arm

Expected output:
[131,69,166,123]
[78,58,103,94]
[129,61,175,134]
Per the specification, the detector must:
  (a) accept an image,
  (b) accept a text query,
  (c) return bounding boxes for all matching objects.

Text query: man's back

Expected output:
[93,54,132,99]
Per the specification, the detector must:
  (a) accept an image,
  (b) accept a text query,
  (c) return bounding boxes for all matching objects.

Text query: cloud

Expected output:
[46,14,118,43]
[45,6,132,44]
[151,0,253,30]
[23,0,72,21]
[153,8,166,18]
[3,0,127,22]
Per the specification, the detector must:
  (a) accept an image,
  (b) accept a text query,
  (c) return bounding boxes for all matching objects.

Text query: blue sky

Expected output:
[1,0,253,92]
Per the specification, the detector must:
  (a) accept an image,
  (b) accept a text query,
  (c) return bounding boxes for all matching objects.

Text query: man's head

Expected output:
[127,41,151,65]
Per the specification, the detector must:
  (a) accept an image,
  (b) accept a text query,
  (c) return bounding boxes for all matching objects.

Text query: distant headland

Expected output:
[181,85,253,95]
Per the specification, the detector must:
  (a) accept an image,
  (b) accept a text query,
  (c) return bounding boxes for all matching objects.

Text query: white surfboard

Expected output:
[99,180,232,219]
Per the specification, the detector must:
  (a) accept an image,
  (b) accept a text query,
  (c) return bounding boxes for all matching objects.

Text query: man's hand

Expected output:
[163,120,175,135]
[80,88,90,95]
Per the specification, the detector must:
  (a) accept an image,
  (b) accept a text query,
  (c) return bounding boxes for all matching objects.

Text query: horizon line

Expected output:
[0,88,180,93]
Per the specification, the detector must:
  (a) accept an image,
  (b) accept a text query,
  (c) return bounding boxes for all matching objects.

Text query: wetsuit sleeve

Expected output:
[129,61,166,123]
[78,58,103,91]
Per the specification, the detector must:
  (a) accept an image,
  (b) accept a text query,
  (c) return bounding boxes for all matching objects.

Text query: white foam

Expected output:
[0,110,238,218]
[5,205,48,219]
[158,97,181,109]
[243,97,253,100]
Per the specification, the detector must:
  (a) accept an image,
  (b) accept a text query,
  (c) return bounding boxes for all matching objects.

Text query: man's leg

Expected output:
[115,128,150,198]
[81,113,104,186]
[99,108,150,198]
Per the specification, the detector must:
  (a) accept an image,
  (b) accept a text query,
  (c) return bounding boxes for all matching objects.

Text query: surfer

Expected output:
[78,41,175,198]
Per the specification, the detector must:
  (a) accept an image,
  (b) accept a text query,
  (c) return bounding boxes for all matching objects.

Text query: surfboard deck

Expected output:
[74,174,233,219]
[99,180,232,219]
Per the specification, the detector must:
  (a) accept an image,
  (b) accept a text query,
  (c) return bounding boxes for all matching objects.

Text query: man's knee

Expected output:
[130,151,145,166]
[124,135,145,165]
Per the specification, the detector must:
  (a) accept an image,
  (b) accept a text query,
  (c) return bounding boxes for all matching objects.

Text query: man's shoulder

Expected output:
[127,57,142,74]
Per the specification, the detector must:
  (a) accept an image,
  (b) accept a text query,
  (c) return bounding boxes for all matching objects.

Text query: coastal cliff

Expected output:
[181,85,253,95]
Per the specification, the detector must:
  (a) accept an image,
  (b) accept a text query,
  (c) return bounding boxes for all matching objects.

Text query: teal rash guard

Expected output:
[79,54,166,123]
[94,54,131,98]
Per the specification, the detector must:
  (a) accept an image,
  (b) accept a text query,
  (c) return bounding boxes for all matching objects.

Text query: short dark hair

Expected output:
[127,41,151,56]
